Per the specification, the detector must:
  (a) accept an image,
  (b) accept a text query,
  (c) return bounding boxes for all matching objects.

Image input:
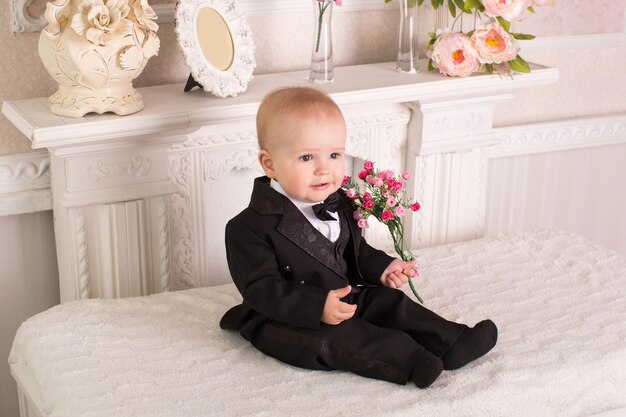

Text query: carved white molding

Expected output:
[168,154,195,290]
[70,207,91,300]
[87,156,152,182]
[491,114,626,158]
[0,151,52,216]
[0,152,49,189]
[156,196,171,293]
[171,130,258,151]
[203,147,259,181]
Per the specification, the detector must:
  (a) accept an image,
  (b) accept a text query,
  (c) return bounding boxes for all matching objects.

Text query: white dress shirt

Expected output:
[270,180,340,242]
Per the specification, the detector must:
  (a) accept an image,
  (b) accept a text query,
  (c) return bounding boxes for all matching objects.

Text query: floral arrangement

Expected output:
[386,0,554,77]
[342,161,424,303]
[315,0,342,53]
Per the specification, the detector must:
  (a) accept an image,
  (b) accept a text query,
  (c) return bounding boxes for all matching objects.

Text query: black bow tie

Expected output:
[312,193,339,221]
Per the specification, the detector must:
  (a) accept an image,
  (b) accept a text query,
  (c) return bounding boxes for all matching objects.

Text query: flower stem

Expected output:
[388,219,424,304]
[315,1,330,53]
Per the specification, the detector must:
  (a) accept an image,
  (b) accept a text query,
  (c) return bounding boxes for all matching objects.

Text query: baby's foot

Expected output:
[411,351,443,388]
[441,319,498,370]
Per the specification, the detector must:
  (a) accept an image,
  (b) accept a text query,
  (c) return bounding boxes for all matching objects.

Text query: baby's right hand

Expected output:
[321,286,357,325]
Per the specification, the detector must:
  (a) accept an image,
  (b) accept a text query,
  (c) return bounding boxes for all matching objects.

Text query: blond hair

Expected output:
[256,87,344,151]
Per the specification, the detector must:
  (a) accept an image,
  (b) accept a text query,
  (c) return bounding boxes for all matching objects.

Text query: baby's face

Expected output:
[263,113,346,203]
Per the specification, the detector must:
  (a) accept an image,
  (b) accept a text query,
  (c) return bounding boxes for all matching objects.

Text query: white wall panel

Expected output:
[486,143,626,257]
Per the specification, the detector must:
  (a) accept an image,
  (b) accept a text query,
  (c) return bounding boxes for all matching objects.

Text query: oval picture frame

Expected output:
[175,0,256,97]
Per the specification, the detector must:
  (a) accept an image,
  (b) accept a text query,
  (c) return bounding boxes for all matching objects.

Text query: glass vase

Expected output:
[396,0,419,73]
[310,0,334,83]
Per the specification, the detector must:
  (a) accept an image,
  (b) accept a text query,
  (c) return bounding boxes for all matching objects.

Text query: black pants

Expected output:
[247,287,466,384]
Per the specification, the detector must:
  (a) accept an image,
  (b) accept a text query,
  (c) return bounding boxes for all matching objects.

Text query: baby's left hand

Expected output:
[380,258,418,289]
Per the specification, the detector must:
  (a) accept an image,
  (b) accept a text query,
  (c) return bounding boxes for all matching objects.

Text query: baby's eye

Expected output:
[300,154,313,162]
[330,152,341,159]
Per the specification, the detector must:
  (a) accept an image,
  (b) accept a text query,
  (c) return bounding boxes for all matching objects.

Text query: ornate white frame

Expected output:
[175,0,255,98]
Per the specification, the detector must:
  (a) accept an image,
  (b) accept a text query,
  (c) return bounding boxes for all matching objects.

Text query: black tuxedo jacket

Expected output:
[220,176,394,336]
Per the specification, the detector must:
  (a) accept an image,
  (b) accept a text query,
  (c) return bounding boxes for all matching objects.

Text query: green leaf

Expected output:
[407,0,419,7]
[510,32,536,40]
[418,0,425,5]
[508,55,531,73]
[385,0,392,3]
[452,0,468,13]
[464,0,481,10]
[485,64,494,74]
[431,0,444,9]
[496,16,511,32]
[527,5,535,13]
[428,59,436,72]
[448,0,456,17]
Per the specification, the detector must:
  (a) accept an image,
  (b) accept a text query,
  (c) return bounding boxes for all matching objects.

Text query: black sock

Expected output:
[441,319,498,370]
[411,351,443,388]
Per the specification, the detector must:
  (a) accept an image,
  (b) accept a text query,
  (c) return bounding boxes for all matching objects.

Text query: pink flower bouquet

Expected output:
[387,0,554,77]
[342,161,424,303]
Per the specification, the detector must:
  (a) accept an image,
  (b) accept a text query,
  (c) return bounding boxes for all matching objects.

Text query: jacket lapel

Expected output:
[276,203,345,275]
[248,176,352,277]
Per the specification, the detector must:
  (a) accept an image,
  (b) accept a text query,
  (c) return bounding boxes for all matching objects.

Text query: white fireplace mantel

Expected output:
[2,61,558,302]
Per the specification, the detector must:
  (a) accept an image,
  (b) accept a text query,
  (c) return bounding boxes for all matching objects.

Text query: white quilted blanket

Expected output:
[9,231,626,417]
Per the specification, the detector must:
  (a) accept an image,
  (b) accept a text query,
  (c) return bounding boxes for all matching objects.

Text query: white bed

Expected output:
[9,230,626,417]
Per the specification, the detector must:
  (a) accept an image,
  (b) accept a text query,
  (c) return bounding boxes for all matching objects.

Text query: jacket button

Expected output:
[283,265,291,272]
[299,280,305,284]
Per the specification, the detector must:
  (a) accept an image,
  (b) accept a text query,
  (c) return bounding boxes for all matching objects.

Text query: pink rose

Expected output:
[378,169,394,180]
[342,175,351,186]
[386,197,397,207]
[358,170,368,180]
[394,206,406,217]
[363,160,374,171]
[428,32,480,77]
[366,175,375,185]
[392,181,403,192]
[381,210,394,222]
[363,192,372,201]
[363,200,375,210]
[357,218,369,229]
[482,0,529,21]
[471,22,518,64]
[410,202,421,212]
[334,0,342,6]
[373,178,384,187]
[346,188,356,199]
[401,172,412,181]
[353,210,364,220]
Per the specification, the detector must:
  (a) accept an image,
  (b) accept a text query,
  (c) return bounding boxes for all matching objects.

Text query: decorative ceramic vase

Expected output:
[310,0,334,83]
[38,0,160,117]
[396,0,419,73]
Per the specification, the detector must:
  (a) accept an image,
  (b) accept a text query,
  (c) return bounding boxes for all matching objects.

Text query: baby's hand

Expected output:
[380,259,418,289]
[321,286,356,325]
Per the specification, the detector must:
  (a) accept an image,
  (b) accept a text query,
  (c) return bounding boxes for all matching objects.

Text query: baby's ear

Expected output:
[258,150,275,178]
